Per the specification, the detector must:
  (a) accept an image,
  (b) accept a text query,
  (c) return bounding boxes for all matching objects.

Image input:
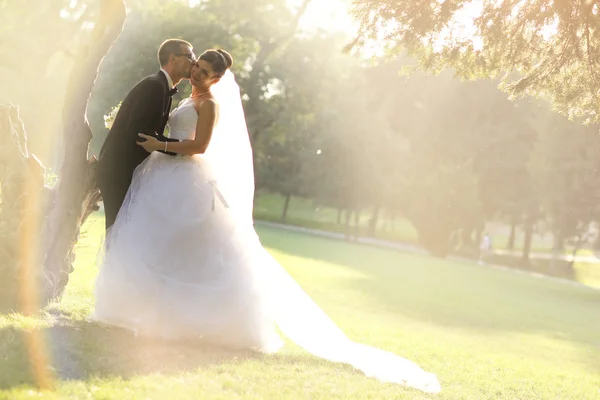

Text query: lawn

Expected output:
[0,212,599,399]
[254,192,600,288]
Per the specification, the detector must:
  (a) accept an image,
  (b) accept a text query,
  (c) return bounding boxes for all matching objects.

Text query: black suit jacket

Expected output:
[97,71,178,179]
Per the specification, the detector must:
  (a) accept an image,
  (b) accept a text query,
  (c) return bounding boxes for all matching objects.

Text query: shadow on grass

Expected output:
[0,313,360,392]
[0,313,265,390]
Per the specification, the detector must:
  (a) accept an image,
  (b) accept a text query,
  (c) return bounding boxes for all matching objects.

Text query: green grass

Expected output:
[1,212,599,399]
[253,191,420,244]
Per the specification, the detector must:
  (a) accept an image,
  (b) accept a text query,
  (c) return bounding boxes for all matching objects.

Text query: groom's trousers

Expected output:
[96,167,131,231]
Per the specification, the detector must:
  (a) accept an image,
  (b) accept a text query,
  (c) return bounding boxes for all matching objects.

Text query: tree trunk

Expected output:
[344,209,352,240]
[246,0,313,141]
[41,0,126,302]
[550,229,565,270]
[0,105,52,312]
[568,229,588,269]
[569,243,580,270]
[281,193,291,222]
[369,206,380,236]
[521,214,535,266]
[594,229,600,251]
[461,229,474,248]
[336,207,342,225]
[507,218,517,250]
[353,208,361,240]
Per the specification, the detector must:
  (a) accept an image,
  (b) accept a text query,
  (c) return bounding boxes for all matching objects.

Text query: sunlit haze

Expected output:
[0,1,598,399]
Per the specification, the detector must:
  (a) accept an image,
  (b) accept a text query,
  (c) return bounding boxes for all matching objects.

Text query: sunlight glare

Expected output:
[288,0,357,34]
[432,0,483,53]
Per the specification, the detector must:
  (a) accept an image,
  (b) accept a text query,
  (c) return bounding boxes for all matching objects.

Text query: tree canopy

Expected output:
[350,0,600,124]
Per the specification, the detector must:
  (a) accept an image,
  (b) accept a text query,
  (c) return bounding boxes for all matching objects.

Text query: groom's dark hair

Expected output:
[158,39,193,66]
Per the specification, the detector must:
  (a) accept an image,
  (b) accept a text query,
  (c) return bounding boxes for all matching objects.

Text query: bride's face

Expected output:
[191,60,218,88]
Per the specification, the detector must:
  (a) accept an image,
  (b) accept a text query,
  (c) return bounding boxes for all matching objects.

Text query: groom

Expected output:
[96,39,196,230]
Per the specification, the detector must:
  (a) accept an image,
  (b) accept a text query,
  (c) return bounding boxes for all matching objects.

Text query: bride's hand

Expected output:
[137,133,160,153]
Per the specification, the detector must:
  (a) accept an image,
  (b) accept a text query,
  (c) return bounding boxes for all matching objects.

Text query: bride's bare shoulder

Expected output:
[192,96,219,113]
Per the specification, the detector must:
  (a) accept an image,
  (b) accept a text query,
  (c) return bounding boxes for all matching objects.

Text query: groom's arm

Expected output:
[137,99,217,156]
[153,133,179,156]
[128,79,178,156]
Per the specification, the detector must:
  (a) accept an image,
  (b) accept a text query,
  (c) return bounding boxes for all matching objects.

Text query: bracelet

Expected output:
[164,141,168,152]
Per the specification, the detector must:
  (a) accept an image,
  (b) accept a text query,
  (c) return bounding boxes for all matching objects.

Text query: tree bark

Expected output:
[369,206,380,236]
[550,229,565,270]
[568,227,589,269]
[41,0,127,302]
[521,213,535,266]
[0,104,51,311]
[507,217,517,250]
[568,241,580,269]
[281,193,291,222]
[344,209,353,240]
[354,208,361,239]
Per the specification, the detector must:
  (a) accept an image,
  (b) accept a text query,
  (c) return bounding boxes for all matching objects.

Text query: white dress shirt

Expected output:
[160,68,175,89]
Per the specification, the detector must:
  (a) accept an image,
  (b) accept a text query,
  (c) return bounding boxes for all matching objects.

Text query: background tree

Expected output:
[530,111,600,267]
[350,0,600,124]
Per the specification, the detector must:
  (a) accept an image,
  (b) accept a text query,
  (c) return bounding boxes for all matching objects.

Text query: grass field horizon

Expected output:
[253,192,599,255]
[253,192,600,289]
[1,212,599,399]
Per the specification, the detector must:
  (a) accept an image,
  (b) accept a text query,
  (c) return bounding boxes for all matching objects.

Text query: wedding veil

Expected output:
[204,71,441,394]
[204,70,255,226]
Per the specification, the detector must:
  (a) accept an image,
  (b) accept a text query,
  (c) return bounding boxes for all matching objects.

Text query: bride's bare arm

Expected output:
[137,99,218,155]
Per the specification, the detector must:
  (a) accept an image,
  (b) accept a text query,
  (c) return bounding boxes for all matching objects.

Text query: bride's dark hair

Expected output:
[199,49,233,78]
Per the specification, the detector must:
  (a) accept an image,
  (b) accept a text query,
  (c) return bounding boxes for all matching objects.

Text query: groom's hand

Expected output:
[137,133,160,153]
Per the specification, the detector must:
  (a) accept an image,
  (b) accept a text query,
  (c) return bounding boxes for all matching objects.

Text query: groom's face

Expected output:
[173,44,196,79]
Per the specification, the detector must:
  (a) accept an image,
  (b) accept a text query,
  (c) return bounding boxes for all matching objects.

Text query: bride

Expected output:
[91,48,441,394]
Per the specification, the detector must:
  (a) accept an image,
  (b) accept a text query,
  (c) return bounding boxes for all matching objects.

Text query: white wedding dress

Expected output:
[91,72,441,394]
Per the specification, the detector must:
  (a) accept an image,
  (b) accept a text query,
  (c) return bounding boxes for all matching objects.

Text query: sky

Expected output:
[186,0,357,34]
[292,0,357,34]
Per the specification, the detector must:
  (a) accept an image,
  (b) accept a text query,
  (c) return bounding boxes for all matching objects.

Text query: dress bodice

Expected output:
[167,98,198,141]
